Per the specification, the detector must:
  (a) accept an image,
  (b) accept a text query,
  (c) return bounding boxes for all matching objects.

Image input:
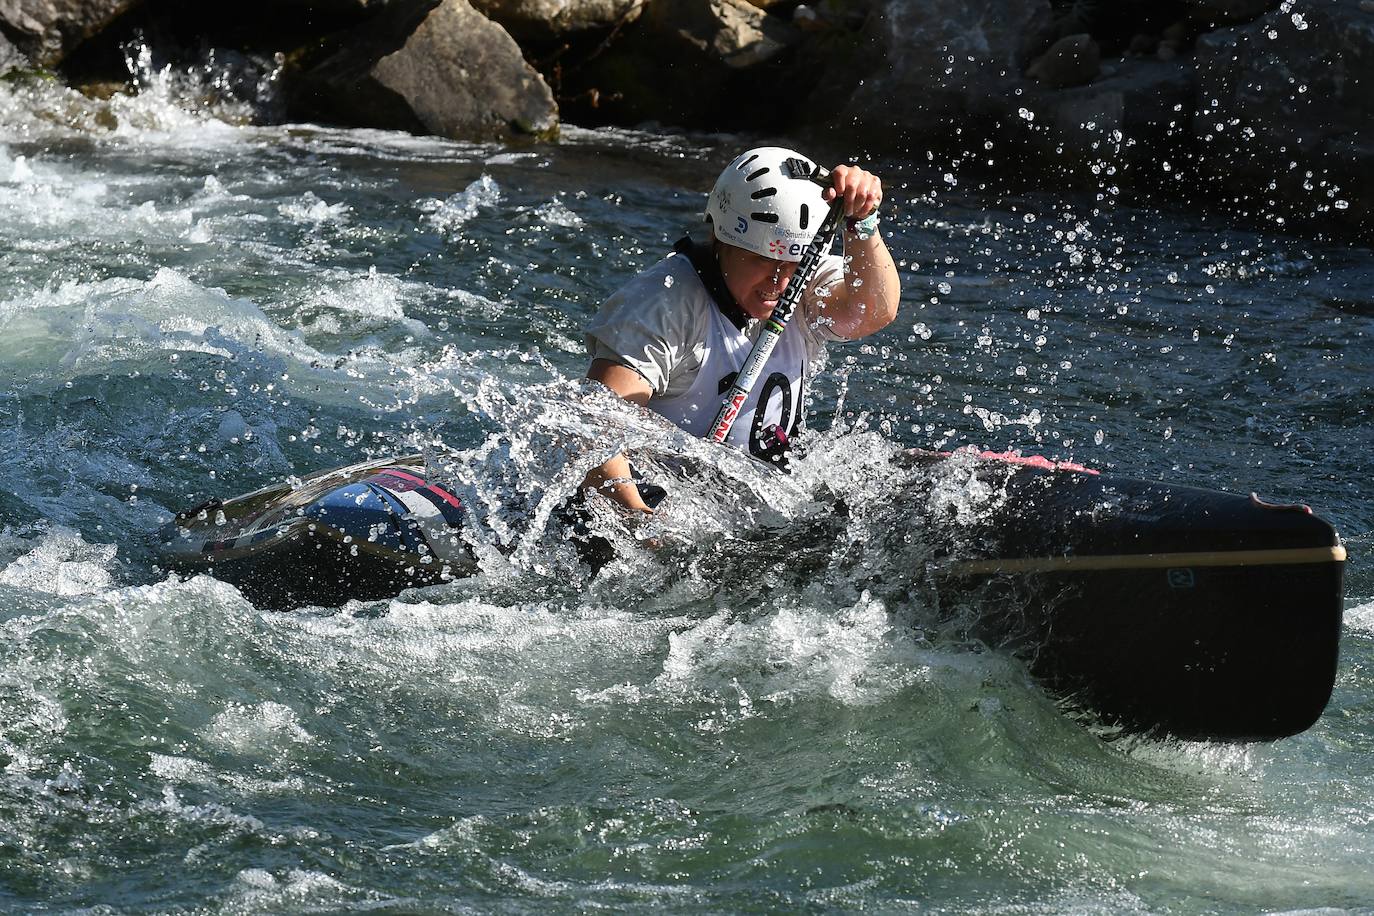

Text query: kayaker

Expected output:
[581,146,900,515]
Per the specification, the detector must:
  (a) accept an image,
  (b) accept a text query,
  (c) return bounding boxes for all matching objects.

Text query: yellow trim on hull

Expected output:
[940,544,1346,577]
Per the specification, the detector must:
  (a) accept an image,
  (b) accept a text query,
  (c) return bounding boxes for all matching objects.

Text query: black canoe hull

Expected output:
[158,452,1346,741]
[916,454,1345,740]
[1016,560,1341,739]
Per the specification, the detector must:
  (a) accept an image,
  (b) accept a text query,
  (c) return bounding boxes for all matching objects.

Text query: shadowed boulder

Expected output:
[1195,0,1374,237]
[841,0,1053,143]
[1023,56,1195,167]
[558,0,801,128]
[0,0,143,67]
[1188,0,1277,26]
[1,29,25,71]
[469,0,643,39]
[1026,32,1101,88]
[652,0,795,69]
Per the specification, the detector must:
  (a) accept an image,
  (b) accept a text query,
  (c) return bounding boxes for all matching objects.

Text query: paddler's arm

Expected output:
[820,164,901,340]
[581,358,655,515]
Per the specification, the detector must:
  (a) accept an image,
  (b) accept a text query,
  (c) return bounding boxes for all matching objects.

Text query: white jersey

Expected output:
[649,284,811,452]
[585,238,846,458]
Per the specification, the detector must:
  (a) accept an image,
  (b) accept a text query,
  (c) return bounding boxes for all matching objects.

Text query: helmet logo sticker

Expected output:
[716,189,732,212]
[736,216,748,234]
[767,240,803,257]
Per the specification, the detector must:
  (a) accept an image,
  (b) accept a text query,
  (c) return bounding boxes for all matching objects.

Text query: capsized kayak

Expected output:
[158,451,1346,741]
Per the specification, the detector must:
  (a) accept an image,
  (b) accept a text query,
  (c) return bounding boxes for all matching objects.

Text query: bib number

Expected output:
[748,371,800,462]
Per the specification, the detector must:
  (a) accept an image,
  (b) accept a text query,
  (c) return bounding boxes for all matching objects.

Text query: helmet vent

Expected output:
[737,153,760,171]
[751,212,779,223]
[799,204,810,230]
[746,167,770,181]
[750,187,777,199]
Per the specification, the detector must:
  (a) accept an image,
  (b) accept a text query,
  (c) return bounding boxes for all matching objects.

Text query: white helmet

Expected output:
[705,146,828,263]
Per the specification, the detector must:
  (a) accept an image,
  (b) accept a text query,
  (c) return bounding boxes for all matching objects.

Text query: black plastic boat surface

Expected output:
[158,452,1346,741]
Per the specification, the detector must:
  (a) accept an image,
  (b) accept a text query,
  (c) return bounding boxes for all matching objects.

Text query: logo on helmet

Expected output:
[768,239,787,255]
[735,216,748,234]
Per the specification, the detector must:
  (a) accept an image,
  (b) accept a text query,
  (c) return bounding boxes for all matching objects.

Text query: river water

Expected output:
[1,58,1372,913]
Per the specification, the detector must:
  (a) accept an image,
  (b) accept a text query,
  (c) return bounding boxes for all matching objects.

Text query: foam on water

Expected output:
[0,50,251,148]
[532,197,586,230]
[0,149,114,237]
[0,267,489,432]
[221,868,392,913]
[0,269,310,385]
[559,124,714,159]
[278,191,352,226]
[1347,599,1374,634]
[648,592,934,709]
[0,143,31,181]
[0,526,116,597]
[421,174,504,234]
[204,701,315,754]
[148,751,307,797]
[277,124,493,164]
[292,266,433,338]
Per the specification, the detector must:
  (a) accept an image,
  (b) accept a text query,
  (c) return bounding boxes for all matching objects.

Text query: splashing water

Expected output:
[0,55,1371,913]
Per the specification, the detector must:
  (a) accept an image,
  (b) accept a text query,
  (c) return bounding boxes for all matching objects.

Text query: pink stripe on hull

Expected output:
[376,468,462,508]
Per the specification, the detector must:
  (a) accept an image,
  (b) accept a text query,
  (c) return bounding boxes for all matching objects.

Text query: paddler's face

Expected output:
[717,243,798,321]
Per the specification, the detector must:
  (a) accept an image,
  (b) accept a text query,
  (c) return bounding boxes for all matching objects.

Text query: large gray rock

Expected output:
[1195,0,1374,234]
[375,0,557,137]
[0,0,142,67]
[469,0,643,38]
[290,0,557,141]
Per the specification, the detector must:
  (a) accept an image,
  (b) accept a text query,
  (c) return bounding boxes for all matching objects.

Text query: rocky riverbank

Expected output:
[1,0,1369,238]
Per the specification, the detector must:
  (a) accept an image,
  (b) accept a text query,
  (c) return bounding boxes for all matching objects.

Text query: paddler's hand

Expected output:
[816,164,898,339]
[621,505,667,551]
[825,164,883,220]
